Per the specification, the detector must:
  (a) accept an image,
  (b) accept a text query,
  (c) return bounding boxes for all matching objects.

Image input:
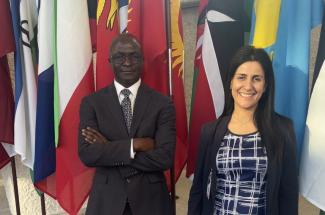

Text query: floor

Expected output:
[0,169,321,214]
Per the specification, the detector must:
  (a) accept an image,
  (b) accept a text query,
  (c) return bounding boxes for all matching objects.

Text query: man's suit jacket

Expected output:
[188,115,298,215]
[78,83,176,215]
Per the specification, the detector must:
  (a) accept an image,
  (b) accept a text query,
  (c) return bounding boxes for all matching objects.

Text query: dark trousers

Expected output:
[123,202,132,215]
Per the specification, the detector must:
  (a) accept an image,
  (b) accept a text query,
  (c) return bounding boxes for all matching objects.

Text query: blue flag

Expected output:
[34,0,56,182]
[251,0,323,159]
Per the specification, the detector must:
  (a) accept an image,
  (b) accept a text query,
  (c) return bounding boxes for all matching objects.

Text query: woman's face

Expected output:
[230,61,266,112]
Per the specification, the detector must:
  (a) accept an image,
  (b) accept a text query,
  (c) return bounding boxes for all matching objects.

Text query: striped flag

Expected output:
[250,0,323,158]
[33,0,56,183]
[300,4,325,211]
[0,0,15,169]
[187,0,246,176]
[6,0,38,169]
[36,0,95,214]
[54,0,95,213]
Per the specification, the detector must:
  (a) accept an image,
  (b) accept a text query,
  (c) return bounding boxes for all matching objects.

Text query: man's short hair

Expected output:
[109,33,142,56]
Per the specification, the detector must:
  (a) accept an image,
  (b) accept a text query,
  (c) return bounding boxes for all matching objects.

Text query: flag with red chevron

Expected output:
[187,0,247,177]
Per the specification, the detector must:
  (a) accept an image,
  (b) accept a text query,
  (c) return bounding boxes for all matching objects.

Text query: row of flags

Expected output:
[1,0,325,213]
[0,0,187,214]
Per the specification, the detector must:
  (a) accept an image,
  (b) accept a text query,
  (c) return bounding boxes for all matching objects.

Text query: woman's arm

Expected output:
[279,119,299,215]
[188,123,213,215]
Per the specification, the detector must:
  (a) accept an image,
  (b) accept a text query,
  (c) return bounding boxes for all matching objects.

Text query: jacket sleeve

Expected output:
[188,124,211,215]
[279,120,299,215]
[129,99,176,172]
[78,97,132,167]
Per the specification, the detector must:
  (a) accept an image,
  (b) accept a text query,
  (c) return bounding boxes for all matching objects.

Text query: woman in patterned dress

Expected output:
[188,46,298,215]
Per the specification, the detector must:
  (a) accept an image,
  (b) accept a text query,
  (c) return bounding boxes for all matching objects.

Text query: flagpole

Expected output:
[164,0,176,214]
[10,157,21,215]
[40,193,46,215]
[166,1,173,96]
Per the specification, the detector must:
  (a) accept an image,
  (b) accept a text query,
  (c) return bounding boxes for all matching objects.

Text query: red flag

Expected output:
[96,1,168,91]
[0,0,15,169]
[0,56,14,169]
[168,0,188,185]
[0,0,15,56]
[96,0,120,87]
[96,0,187,185]
[87,0,97,51]
[0,142,10,169]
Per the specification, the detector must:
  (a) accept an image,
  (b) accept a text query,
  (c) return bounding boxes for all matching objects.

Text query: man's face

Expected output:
[110,41,143,88]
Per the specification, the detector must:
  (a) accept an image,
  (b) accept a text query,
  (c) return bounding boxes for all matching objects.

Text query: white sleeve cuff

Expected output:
[130,138,136,159]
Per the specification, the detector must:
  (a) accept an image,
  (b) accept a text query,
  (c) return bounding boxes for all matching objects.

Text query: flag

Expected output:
[187,0,246,176]
[34,0,95,213]
[6,0,38,169]
[250,0,323,158]
[87,0,97,51]
[0,56,14,169]
[300,4,325,211]
[96,0,188,184]
[0,0,15,55]
[96,0,120,86]
[169,0,188,185]
[0,143,10,169]
[0,0,15,169]
[33,0,56,183]
[126,1,169,93]
[118,0,128,33]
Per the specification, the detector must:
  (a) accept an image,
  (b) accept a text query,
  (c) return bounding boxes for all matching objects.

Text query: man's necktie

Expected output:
[121,89,132,134]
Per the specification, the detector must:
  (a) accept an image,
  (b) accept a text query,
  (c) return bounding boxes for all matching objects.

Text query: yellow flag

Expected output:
[252,0,281,48]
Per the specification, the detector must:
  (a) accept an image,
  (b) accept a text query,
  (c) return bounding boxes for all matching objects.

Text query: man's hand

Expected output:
[133,138,155,152]
[81,127,108,144]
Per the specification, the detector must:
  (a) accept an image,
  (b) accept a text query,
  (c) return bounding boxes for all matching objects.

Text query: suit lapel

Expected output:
[105,85,129,136]
[130,84,152,137]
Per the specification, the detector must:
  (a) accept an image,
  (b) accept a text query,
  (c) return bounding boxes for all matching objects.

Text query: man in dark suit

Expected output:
[78,33,175,215]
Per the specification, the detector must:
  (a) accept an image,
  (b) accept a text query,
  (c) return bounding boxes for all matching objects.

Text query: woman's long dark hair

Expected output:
[222,46,279,155]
